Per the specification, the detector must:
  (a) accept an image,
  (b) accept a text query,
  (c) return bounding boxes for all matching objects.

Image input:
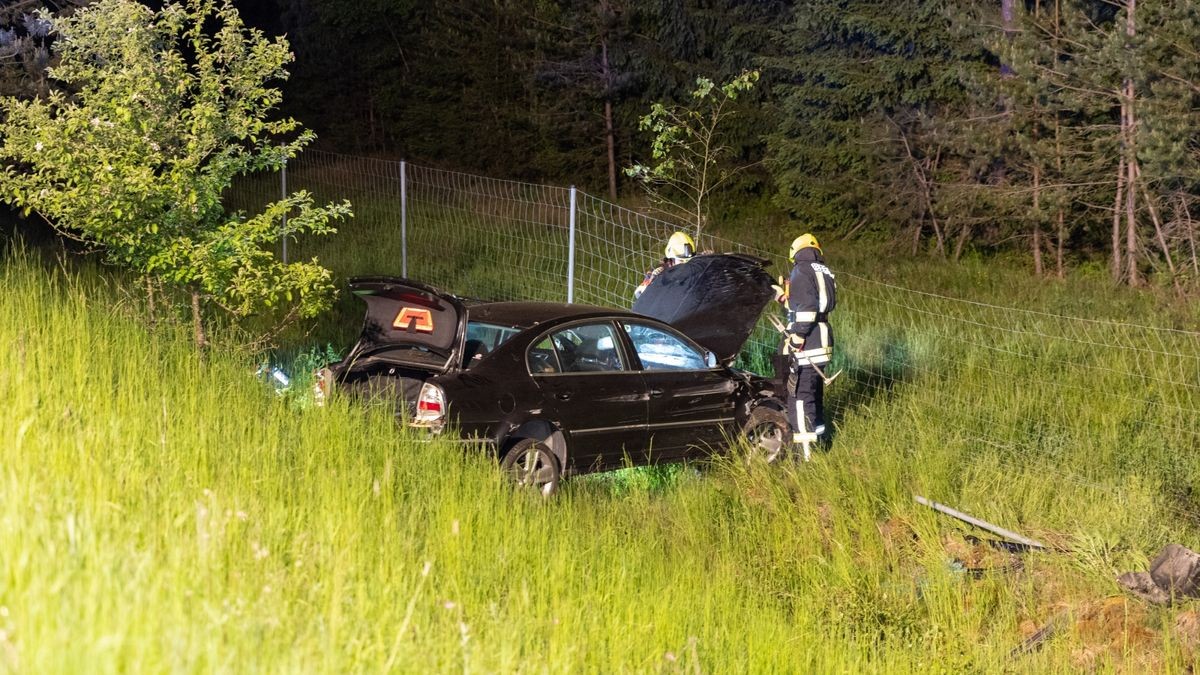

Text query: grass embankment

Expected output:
[4,207,1200,673]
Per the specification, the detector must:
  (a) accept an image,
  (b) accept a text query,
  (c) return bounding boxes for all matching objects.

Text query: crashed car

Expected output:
[318,253,790,493]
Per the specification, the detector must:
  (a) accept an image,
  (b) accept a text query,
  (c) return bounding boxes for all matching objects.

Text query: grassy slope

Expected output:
[4,203,1200,670]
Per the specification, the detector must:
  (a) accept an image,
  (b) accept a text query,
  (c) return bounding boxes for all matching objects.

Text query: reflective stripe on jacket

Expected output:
[786,248,837,362]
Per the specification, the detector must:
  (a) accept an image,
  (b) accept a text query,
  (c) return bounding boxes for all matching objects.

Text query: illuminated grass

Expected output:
[3,210,1199,671]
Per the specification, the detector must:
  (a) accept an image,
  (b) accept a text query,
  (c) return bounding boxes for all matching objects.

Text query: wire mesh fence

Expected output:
[228,149,1200,512]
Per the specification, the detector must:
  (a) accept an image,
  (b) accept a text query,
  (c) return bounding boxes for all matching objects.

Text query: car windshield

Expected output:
[463,321,520,368]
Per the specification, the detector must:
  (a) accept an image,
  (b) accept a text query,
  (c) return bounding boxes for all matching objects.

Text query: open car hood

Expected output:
[631,253,774,364]
[344,277,466,367]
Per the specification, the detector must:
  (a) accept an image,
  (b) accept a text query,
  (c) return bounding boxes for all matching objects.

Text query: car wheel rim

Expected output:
[748,422,785,463]
[510,447,556,491]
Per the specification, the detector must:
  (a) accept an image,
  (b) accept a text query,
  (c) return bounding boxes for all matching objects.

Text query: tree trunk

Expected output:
[1001,0,1016,79]
[1055,209,1065,279]
[929,153,945,257]
[1180,194,1199,281]
[145,277,157,328]
[1139,175,1177,288]
[600,37,618,200]
[1002,0,1016,34]
[1032,164,1044,277]
[953,224,971,262]
[191,291,208,351]
[1125,156,1138,287]
[1123,0,1139,287]
[603,99,617,200]
[1112,156,1125,283]
[911,203,928,256]
[1052,75,1065,279]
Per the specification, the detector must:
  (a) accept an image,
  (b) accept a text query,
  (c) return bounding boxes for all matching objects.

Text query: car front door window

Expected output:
[551,324,625,373]
[621,323,706,371]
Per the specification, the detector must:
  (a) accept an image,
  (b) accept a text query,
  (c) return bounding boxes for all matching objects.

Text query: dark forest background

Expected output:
[3,0,1198,289]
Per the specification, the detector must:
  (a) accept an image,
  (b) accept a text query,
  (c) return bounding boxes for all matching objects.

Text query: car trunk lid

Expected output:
[631,253,774,364]
[338,277,467,374]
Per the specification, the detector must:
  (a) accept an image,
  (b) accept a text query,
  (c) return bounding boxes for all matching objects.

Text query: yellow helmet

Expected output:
[789,233,821,259]
[665,231,696,260]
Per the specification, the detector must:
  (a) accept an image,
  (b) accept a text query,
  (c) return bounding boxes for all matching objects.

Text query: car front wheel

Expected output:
[500,438,561,496]
[742,406,789,464]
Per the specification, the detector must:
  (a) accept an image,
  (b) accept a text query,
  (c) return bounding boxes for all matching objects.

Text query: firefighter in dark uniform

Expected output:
[634,231,695,299]
[777,233,837,460]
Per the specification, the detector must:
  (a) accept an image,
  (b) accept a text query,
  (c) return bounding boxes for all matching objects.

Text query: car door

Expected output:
[620,321,736,460]
[529,321,648,472]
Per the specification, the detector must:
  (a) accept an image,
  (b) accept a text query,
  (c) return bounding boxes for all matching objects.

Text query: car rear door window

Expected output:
[527,337,561,374]
[464,321,519,368]
[622,323,706,371]
[548,323,626,373]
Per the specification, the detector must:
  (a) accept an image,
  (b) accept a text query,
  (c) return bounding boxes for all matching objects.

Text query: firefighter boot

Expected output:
[791,433,815,462]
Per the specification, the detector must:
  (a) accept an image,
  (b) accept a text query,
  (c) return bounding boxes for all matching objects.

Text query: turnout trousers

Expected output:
[788,360,826,444]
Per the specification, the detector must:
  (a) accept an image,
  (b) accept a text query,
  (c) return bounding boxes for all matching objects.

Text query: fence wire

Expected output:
[229,150,1200,517]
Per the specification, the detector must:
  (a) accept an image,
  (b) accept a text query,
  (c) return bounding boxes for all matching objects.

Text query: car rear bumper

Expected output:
[406,425,499,452]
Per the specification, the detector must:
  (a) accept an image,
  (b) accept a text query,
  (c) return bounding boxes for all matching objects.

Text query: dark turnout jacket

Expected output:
[786,248,837,365]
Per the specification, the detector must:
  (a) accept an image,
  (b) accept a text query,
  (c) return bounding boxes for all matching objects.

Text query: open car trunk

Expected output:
[631,253,775,364]
[326,277,468,412]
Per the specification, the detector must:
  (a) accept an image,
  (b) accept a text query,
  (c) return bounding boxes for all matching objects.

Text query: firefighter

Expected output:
[779,233,837,460]
[634,231,696,299]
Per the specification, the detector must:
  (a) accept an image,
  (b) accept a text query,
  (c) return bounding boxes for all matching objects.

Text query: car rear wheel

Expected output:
[500,438,561,497]
[742,407,789,464]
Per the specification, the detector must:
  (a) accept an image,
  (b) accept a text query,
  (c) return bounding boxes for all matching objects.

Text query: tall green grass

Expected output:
[4,214,1199,672]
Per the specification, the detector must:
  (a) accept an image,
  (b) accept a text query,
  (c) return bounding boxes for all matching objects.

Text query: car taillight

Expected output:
[413,382,446,428]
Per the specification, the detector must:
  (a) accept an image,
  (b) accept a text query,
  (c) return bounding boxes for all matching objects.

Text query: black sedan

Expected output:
[318,254,790,494]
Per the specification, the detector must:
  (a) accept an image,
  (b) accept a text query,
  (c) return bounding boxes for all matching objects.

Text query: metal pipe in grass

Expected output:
[914,495,1047,551]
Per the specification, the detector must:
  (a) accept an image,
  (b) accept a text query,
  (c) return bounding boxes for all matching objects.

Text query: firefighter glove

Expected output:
[773,275,790,303]
[788,334,805,351]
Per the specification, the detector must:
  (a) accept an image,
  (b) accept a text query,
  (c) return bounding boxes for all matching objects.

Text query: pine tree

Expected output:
[768,0,991,252]
[1008,0,1200,288]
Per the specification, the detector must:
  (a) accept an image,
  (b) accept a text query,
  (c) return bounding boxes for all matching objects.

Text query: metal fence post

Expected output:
[280,159,288,264]
[567,185,577,304]
[400,159,408,278]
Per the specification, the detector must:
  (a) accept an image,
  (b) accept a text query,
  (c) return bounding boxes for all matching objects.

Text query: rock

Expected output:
[1118,544,1200,605]
[1117,571,1170,605]
[1149,543,1200,597]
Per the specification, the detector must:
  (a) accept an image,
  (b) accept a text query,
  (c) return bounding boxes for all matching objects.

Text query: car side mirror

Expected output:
[705,351,718,368]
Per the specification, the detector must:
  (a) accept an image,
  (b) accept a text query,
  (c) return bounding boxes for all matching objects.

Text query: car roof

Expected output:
[466,300,644,330]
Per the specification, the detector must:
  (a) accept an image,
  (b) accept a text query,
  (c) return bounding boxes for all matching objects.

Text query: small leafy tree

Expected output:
[0,0,351,347]
[626,70,759,235]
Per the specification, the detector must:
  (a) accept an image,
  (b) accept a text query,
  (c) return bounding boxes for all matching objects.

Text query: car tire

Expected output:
[742,406,789,464]
[500,438,561,497]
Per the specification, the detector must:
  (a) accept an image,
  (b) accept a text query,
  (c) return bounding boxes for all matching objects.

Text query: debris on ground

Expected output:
[943,533,1024,577]
[1010,613,1064,658]
[255,364,292,392]
[1118,543,1200,605]
[914,494,1047,551]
